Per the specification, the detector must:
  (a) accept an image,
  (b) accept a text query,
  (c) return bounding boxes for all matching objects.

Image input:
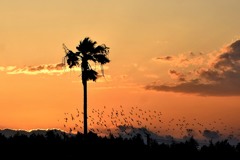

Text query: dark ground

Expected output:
[0,131,239,160]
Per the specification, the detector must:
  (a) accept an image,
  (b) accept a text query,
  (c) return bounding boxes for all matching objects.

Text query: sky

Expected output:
[0,0,240,140]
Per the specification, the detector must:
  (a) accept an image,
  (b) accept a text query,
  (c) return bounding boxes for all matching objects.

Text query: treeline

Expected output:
[0,130,239,159]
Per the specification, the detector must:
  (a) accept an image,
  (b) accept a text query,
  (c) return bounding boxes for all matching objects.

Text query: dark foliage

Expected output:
[0,131,239,159]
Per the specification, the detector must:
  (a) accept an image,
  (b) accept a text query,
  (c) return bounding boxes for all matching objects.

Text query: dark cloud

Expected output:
[168,69,186,82]
[202,129,221,140]
[146,40,240,96]
[146,80,240,96]
[156,56,173,61]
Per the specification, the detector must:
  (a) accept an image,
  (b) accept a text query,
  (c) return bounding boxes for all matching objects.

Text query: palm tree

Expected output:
[63,37,110,136]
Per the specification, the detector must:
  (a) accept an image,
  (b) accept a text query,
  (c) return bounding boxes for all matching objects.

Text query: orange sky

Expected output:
[0,0,240,139]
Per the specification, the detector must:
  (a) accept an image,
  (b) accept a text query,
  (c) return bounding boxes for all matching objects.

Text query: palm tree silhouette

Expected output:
[63,37,110,136]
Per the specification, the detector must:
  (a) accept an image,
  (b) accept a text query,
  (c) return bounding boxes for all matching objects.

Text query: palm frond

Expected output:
[94,54,110,64]
[76,37,96,54]
[85,69,98,81]
[64,50,79,68]
[94,45,109,54]
[85,54,97,63]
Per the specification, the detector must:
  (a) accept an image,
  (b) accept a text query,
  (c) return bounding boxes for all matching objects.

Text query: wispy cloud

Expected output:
[0,63,109,76]
[146,40,240,96]
[155,52,206,68]
[156,56,173,61]
[0,63,67,75]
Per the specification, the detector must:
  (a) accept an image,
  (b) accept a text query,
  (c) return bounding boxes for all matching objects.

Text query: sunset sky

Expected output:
[0,0,240,139]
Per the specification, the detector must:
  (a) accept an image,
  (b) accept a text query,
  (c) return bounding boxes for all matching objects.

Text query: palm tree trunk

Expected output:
[83,77,87,136]
[81,58,88,136]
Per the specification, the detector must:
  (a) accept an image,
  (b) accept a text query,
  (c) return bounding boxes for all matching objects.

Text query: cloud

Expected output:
[1,63,67,75]
[202,129,221,140]
[146,40,240,96]
[156,56,173,61]
[168,69,186,81]
[0,66,5,71]
[0,63,109,76]
[155,52,206,67]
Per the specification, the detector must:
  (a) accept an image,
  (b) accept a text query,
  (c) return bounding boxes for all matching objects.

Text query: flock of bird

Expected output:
[61,106,240,140]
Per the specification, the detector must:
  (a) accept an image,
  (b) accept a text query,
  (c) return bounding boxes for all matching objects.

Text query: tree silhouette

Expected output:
[63,37,110,136]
